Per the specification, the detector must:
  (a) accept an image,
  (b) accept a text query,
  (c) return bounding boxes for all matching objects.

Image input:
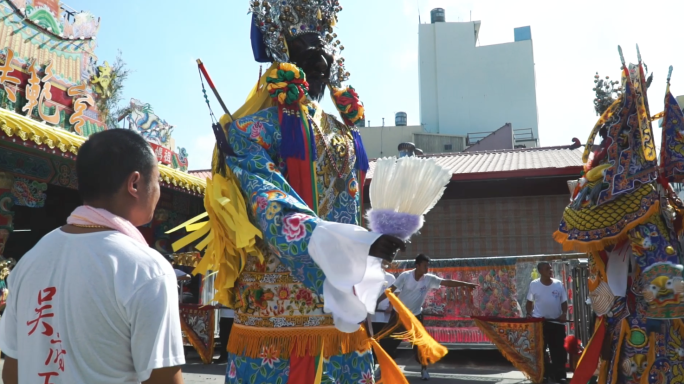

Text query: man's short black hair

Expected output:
[77,129,156,202]
[537,262,551,271]
[415,254,431,265]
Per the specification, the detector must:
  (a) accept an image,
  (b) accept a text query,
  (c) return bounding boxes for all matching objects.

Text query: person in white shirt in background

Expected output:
[526,262,569,384]
[168,259,192,304]
[0,130,185,384]
[376,254,477,381]
[215,306,234,364]
[371,261,396,340]
[174,268,191,282]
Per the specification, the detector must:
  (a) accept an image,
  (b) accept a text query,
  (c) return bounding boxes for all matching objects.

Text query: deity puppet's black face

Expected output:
[288,33,334,102]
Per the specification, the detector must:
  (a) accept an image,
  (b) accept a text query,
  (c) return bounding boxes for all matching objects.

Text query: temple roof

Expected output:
[0,108,205,195]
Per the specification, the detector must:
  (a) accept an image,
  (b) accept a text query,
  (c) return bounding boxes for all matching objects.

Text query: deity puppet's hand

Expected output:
[369,235,406,263]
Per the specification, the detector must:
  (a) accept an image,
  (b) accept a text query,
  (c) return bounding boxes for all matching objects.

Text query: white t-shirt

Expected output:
[0,230,185,384]
[220,308,235,318]
[393,270,443,315]
[373,272,397,323]
[527,278,568,320]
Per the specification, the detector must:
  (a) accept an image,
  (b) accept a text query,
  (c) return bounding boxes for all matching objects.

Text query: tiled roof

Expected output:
[188,147,584,184]
[366,146,584,182]
[189,170,212,181]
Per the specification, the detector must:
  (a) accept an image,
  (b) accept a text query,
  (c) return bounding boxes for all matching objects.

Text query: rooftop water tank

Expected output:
[398,142,423,158]
[431,8,445,23]
[395,112,407,126]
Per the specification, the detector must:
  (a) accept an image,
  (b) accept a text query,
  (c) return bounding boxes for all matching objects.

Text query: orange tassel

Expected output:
[370,338,409,384]
[384,289,448,366]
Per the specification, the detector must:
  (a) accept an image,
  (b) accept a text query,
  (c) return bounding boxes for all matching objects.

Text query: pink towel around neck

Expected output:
[66,205,148,246]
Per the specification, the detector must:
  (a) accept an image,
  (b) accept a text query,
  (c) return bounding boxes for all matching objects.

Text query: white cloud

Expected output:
[190,133,216,170]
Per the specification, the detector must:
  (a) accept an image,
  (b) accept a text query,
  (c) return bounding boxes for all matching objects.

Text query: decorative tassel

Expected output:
[330,85,365,126]
[279,105,307,160]
[227,324,370,359]
[267,63,310,161]
[351,129,369,172]
[367,209,423,241]
[167,172,263,308]
[317,8,322,20]
[384,289,449,366]
[370,338,409,384]
[299,104,317,161]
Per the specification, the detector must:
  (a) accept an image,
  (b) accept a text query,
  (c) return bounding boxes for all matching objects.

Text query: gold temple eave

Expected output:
[0,108,206,196]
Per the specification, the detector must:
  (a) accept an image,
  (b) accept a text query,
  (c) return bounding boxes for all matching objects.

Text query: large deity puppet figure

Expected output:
[555,49,684,384]
[171,1,412,383]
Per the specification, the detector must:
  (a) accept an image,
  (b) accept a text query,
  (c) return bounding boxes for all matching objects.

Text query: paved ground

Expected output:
[181,349,534,384]
[0,349,538,383]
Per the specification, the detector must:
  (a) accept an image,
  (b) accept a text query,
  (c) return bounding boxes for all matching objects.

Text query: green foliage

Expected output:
[95,50,131,129]
[593,72,622,116]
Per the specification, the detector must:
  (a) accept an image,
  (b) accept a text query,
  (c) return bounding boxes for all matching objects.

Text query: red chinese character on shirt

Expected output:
[45,334,67,372]
[27,288,56,336]
[38,287,56,305]
[38,371,59,384]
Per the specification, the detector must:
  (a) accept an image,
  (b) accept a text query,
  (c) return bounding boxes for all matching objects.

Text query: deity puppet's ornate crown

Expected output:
[249,0,349,87]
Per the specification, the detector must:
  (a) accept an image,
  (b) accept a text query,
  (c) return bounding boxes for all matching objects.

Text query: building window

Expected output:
[444,144,452,151]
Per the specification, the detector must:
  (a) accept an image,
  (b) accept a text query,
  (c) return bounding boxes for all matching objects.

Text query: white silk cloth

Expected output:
[308,220,385,333]
[606,244,631,297]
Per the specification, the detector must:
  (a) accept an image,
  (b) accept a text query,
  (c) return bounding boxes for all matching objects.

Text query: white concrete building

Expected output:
[359,124,423,159]
[419,9,540,144]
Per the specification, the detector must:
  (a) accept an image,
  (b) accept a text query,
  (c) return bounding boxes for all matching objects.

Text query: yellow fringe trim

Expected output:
[384,289,449,366]
[553,201,659,253]
[227,323,371,359]
[167,172,263,307]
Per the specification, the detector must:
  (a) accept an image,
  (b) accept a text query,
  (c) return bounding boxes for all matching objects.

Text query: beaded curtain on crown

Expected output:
[250,0,350,87]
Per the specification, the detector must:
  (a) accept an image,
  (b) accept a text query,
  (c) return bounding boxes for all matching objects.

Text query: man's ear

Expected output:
[126,171,142,198]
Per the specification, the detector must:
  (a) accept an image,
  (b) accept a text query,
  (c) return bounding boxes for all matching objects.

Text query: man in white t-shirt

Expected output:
[526,262,568,384]
[376,254,477,381]
[169,260,193,304]
[0,130,185,384]
[174,268,192,282]
[371,262,396,339]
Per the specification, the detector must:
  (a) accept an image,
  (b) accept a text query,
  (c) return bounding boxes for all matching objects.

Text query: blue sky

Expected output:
[66,0,683,170]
